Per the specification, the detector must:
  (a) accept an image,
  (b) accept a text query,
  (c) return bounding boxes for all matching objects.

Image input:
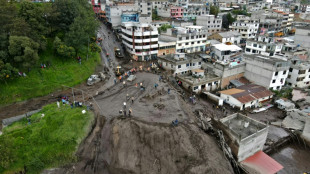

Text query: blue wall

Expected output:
[121,13,139,22]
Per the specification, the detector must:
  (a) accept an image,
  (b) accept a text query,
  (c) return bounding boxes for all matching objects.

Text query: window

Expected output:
[186,63,189,67]
[179,37,182,40]
[194,86,198,90]
[186,37,189,40]
[299,70,306,74]
[288,75,291,78]
[191,36,194,39]
[178,65,181,68]
[178,43,182,46]
[272,79,276,83]
[275,72,278,76]
[193,63,195,66]
[185,42,189,45]
[199,62,201,65]
[191,42,194,44]
[197,41,200,44]
[283,70,287,75]
[171,65,173,68]
[289,68,293,72]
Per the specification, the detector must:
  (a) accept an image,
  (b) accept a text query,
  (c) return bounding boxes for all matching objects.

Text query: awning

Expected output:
[241,151,283,174]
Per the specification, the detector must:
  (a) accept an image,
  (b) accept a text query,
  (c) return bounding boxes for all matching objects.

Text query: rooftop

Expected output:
[213,43,242,52]
[176,72,220,86]
[220,84,273,104]
[244,54,288,64]
[218,31,241,38]
[220,113,268,139]
[158,53,202,64]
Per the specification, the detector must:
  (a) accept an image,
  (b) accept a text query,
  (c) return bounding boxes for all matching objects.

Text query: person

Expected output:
[114,78,116,84]
[123,110,127,116]
[172,119,178,126]
[168,88,171,94]
[123,102,126,110]
[131,96,134,104]
[126,94,129,100]
[154,83,158,89]
[135,83,138,88]
[128,108,132,117]
[57,101,60,108]
[71,103,73,109]
[123,81,126,87]
[159,75,162,82]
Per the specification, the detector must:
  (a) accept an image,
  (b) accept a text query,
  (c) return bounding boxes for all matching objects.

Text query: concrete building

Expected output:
[229,16,259,42]
[156,6,171,18]
[245,36,283,56]
[121,22,158,61]
[212,43,242,62]
[158,40,176,56]
[286,58,310,88]
[219,84,273,110]
[105,3,138,27]
[219,113,269,161]
[208,31,241,45]
[244,54,290,90]
[176,71,221,93]
[159,26,208,53]
[171,6,184,19]
[196,15,223,33]
[157,53,202,75]
[183,4,208,20]
[300,3,310,13]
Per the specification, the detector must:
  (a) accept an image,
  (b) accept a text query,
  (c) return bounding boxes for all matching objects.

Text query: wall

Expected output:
[158,48,176,56]
[2,109,42,128]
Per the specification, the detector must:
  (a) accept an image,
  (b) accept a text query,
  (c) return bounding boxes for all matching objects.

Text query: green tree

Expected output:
[8,36,40,70]
[0,60,18,82]
[57,44,75,58]
[65,5,99,54]
[53,0,80,32]
[152,8,160,20]
[210,6,219,17]
[158,24,172,33]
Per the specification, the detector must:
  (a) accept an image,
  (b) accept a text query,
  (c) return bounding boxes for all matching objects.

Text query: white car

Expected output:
[127,75,136,82]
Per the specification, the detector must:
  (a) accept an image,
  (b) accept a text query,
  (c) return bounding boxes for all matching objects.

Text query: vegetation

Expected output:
[0,103,95,173]
[0,0,100,105]
[0,0,99,82]
[222,13,236,29]
[270,88,293,99]
[210,5,220,17]
[158,24,172,33]
[231,9,251,17]
[152,8,161,20]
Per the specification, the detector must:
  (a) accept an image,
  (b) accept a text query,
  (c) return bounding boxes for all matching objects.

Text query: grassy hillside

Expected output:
[0,103,95,173]
[0,40,100,106]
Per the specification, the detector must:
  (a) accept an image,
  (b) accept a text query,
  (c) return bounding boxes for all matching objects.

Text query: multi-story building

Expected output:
[105,3,138,27]
[244,54,290,90]
[230,16,259,42]
[171,6,184,19]
[157,53,202,75]
[159,26,208,53]
[300,3,310,13]
[245,36,283,56]
[212,43,242,62]
[121,22,158,61]
[196,15,222,33]
[286,58,310,88]
[183,4,208,20]
[208,31,241,45]
[258,16,283,33]
[158,40,176,56]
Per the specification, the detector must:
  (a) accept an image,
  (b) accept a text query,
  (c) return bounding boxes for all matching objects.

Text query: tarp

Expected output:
[241,151,283,174]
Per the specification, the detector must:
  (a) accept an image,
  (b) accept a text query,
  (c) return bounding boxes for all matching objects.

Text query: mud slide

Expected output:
[54,116,233,174]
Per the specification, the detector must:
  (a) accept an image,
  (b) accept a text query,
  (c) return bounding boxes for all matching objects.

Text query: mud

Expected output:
[271,144,310,174]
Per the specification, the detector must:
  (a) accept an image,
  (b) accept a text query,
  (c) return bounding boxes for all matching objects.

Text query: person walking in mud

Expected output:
[128,108,132,117]
[131,96,135,104]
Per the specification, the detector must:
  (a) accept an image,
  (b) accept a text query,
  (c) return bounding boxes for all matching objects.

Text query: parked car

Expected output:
[127,75,136,82]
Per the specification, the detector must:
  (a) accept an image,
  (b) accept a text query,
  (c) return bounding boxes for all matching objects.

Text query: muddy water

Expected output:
[271,144,310,174]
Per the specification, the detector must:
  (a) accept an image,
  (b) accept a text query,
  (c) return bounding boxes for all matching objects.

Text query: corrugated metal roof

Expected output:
[241,151,283,174]
[219,88,245,95]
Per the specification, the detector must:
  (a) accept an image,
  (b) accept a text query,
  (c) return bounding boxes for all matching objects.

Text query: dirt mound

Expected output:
[104,118,233,174]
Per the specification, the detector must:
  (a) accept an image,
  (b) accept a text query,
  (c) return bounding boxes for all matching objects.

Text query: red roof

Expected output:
[241,151,283,174]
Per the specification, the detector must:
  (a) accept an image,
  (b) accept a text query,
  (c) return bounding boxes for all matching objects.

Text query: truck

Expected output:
[114,47,124,58]
[87,72,105,86]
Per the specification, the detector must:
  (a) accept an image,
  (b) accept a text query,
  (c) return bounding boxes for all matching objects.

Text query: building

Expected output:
[208,31,241,45]
[286,58,310,88]
[229,16,259,42]
[212,43,242,61]
[157,53,202,75]
[300,3,310,13]
[159,26,208,53]
[176,71,221,93]
[217,113,283,173]
[245,36,283,56]
[206,61,246,89]
[158,40,176,56]
[171,6,184,19]
[105,3,138,27]
[121,11,139,23]
[121,22,158,61]
[244,54,290,90]
[196,15,223,33]
[219,84,273,110]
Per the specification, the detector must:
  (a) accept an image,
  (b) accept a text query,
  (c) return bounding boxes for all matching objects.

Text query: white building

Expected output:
[286,59,310,88]
[230,16,259,42]
[196,15,222,33]
[159,26,208,53]
[212,43,242,62]
[244,54,290,90]
[121,22,158,61]
[208,31,241,45]
[219,84,273,110]
[157,53,202,75]
[245,36,283,56]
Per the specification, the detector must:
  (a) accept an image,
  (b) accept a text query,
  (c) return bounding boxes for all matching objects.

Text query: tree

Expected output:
[65,4,99,54]
[210,6,219,17]
[0,60,18,82]
[8,36,39,70]
[57,44,75,58]
[158,24,172,33]
[53,0,80,32]
[152,8,160,20]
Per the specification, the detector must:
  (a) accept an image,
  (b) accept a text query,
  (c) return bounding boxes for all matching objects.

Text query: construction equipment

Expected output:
[114,65,124,76]
[87,72,105,86]
[275,32,284,37]
[114,47,124,58]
